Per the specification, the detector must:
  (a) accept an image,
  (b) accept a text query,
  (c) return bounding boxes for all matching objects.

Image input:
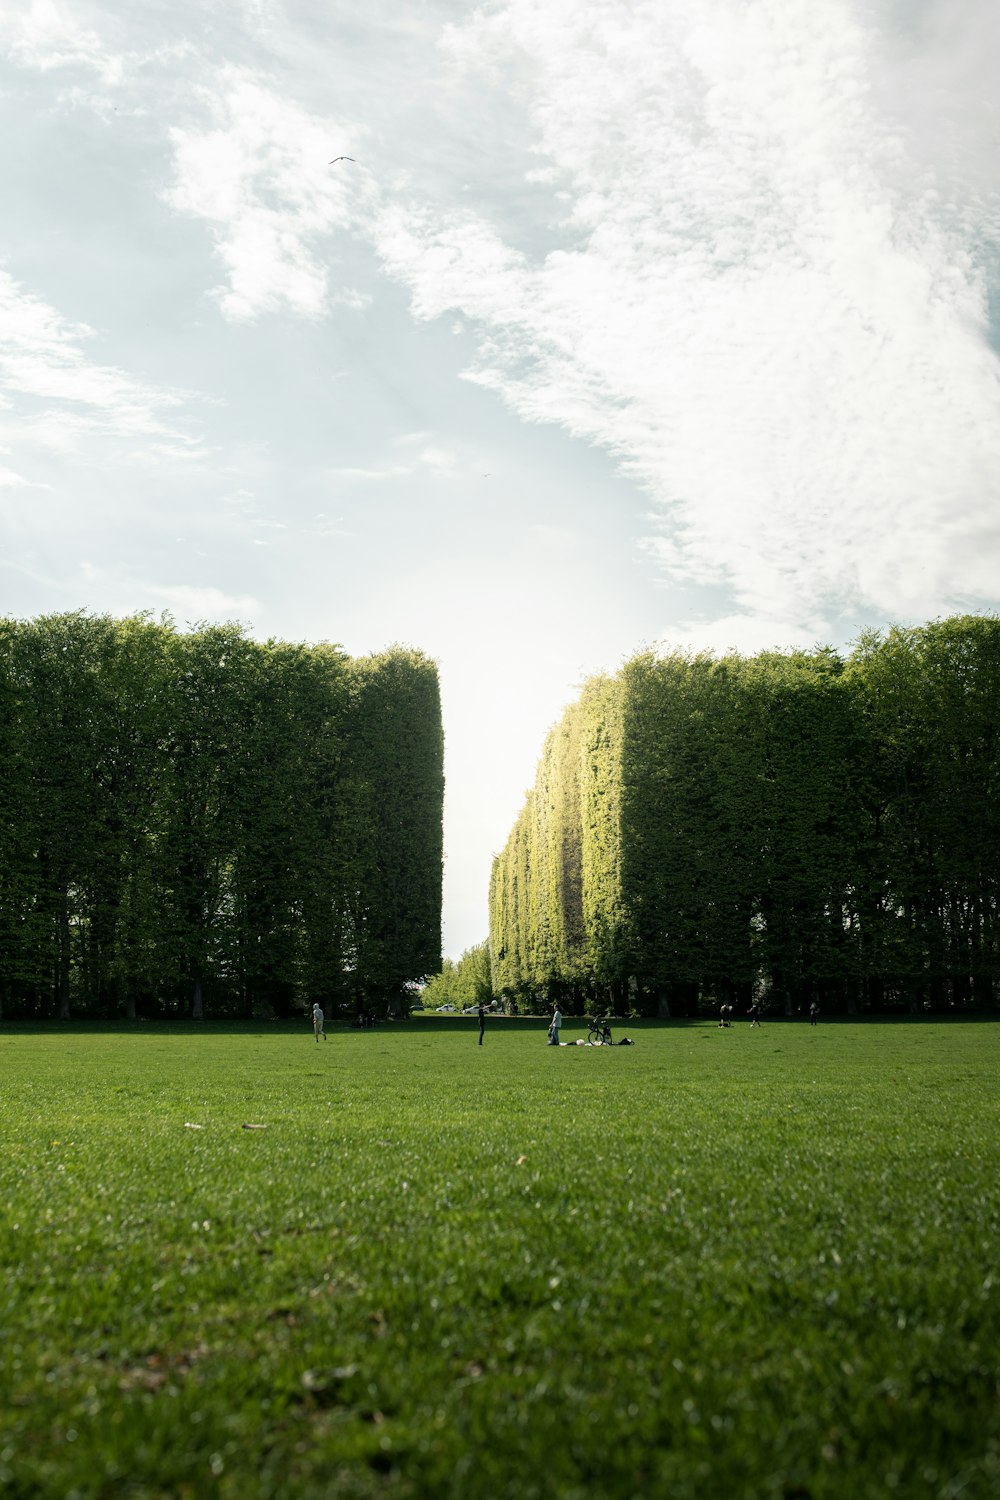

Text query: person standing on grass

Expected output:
[549,1006,562,1045]
[312,1002,326,1042]
[478,1003,486,1046]
[809,1001,819,1026]
[748,999,761,1028]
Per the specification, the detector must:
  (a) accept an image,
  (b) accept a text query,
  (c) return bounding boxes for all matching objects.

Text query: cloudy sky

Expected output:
[3,0,999,957]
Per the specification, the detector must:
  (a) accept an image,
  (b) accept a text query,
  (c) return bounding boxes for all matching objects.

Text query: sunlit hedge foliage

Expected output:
[489,616,1000,1016]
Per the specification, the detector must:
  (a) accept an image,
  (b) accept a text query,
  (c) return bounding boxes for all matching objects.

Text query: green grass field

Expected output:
[1,1016,998,1500]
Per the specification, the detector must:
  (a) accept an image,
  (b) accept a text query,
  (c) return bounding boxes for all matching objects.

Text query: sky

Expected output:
[2,0,999,959]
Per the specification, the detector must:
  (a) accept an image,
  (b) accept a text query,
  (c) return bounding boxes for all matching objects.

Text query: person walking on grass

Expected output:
[748,999,762,1028]
[549,1006,562,1045]
[312,1002,326,1042]
[478,1002,486,1046]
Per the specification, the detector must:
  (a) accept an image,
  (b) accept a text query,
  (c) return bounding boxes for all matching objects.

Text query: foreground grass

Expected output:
[0,1017,998,1499]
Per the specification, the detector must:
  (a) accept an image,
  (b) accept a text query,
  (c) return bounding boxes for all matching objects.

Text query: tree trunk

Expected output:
[771,970,792,1017]
[656,985,671,1019]
[674,980,698,1018]
[191,972,204,1020]
[58,893,71,1020]
[972,972,993,1010]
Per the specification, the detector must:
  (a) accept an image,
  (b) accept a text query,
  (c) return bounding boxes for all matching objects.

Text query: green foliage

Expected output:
[0,1021,998,1499]
[579,673,633,986]
[844,617,1000,1011]
[348,648,444,1007]
[422,940,493,1009]
[490,616,1000,1014]
[0,614,443,1018]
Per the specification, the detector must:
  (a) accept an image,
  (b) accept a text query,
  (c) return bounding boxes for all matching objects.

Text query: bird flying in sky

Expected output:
[330,156,355,163]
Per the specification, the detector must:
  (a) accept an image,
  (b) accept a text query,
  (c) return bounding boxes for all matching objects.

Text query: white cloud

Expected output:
[329,443,461,482]
[164,66,371,322]
[418,445,457,474]
[0,0,123,82]
[373,0,1000,637]
[0,269,199,459]
[65,562,261,621]
[144,582,260,619]
[658,612,828,658]
[329,464,412,481]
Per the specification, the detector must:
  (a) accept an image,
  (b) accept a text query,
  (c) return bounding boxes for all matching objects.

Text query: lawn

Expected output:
[0,1016,998,1499]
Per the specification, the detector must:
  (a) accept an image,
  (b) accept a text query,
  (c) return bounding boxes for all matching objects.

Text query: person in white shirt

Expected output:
[312,1003,326,1042]
[549,1007,562,1045]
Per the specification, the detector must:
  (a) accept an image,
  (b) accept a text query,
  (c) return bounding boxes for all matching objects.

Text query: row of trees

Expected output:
[488,616,1000,1016]
[420,941,494,1011]
[0,613,443,1019]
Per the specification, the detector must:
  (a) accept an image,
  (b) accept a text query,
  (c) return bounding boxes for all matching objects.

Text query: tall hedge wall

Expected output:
[0,613,443,1019]
[489,616,1000,1015]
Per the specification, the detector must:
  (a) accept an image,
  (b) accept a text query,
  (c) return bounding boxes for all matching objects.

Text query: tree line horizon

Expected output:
[461,614,999,1019]
[6,611,998,1025]
[0,612,443,1021]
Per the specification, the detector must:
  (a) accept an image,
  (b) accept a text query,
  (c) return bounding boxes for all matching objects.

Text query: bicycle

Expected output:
[587,1015,614,1045]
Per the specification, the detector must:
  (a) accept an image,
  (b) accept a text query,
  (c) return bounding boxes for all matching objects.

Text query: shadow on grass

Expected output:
[0,1015,556,1036]
[1,1011,994,1036]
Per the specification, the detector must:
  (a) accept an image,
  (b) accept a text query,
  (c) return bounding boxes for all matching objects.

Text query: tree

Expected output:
[0,613,444,1020]
[345,648,444,1010]
[490,616,1000,1017]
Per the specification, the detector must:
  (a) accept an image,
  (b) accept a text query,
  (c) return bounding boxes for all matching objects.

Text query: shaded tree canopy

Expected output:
[0,613,443,1020]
